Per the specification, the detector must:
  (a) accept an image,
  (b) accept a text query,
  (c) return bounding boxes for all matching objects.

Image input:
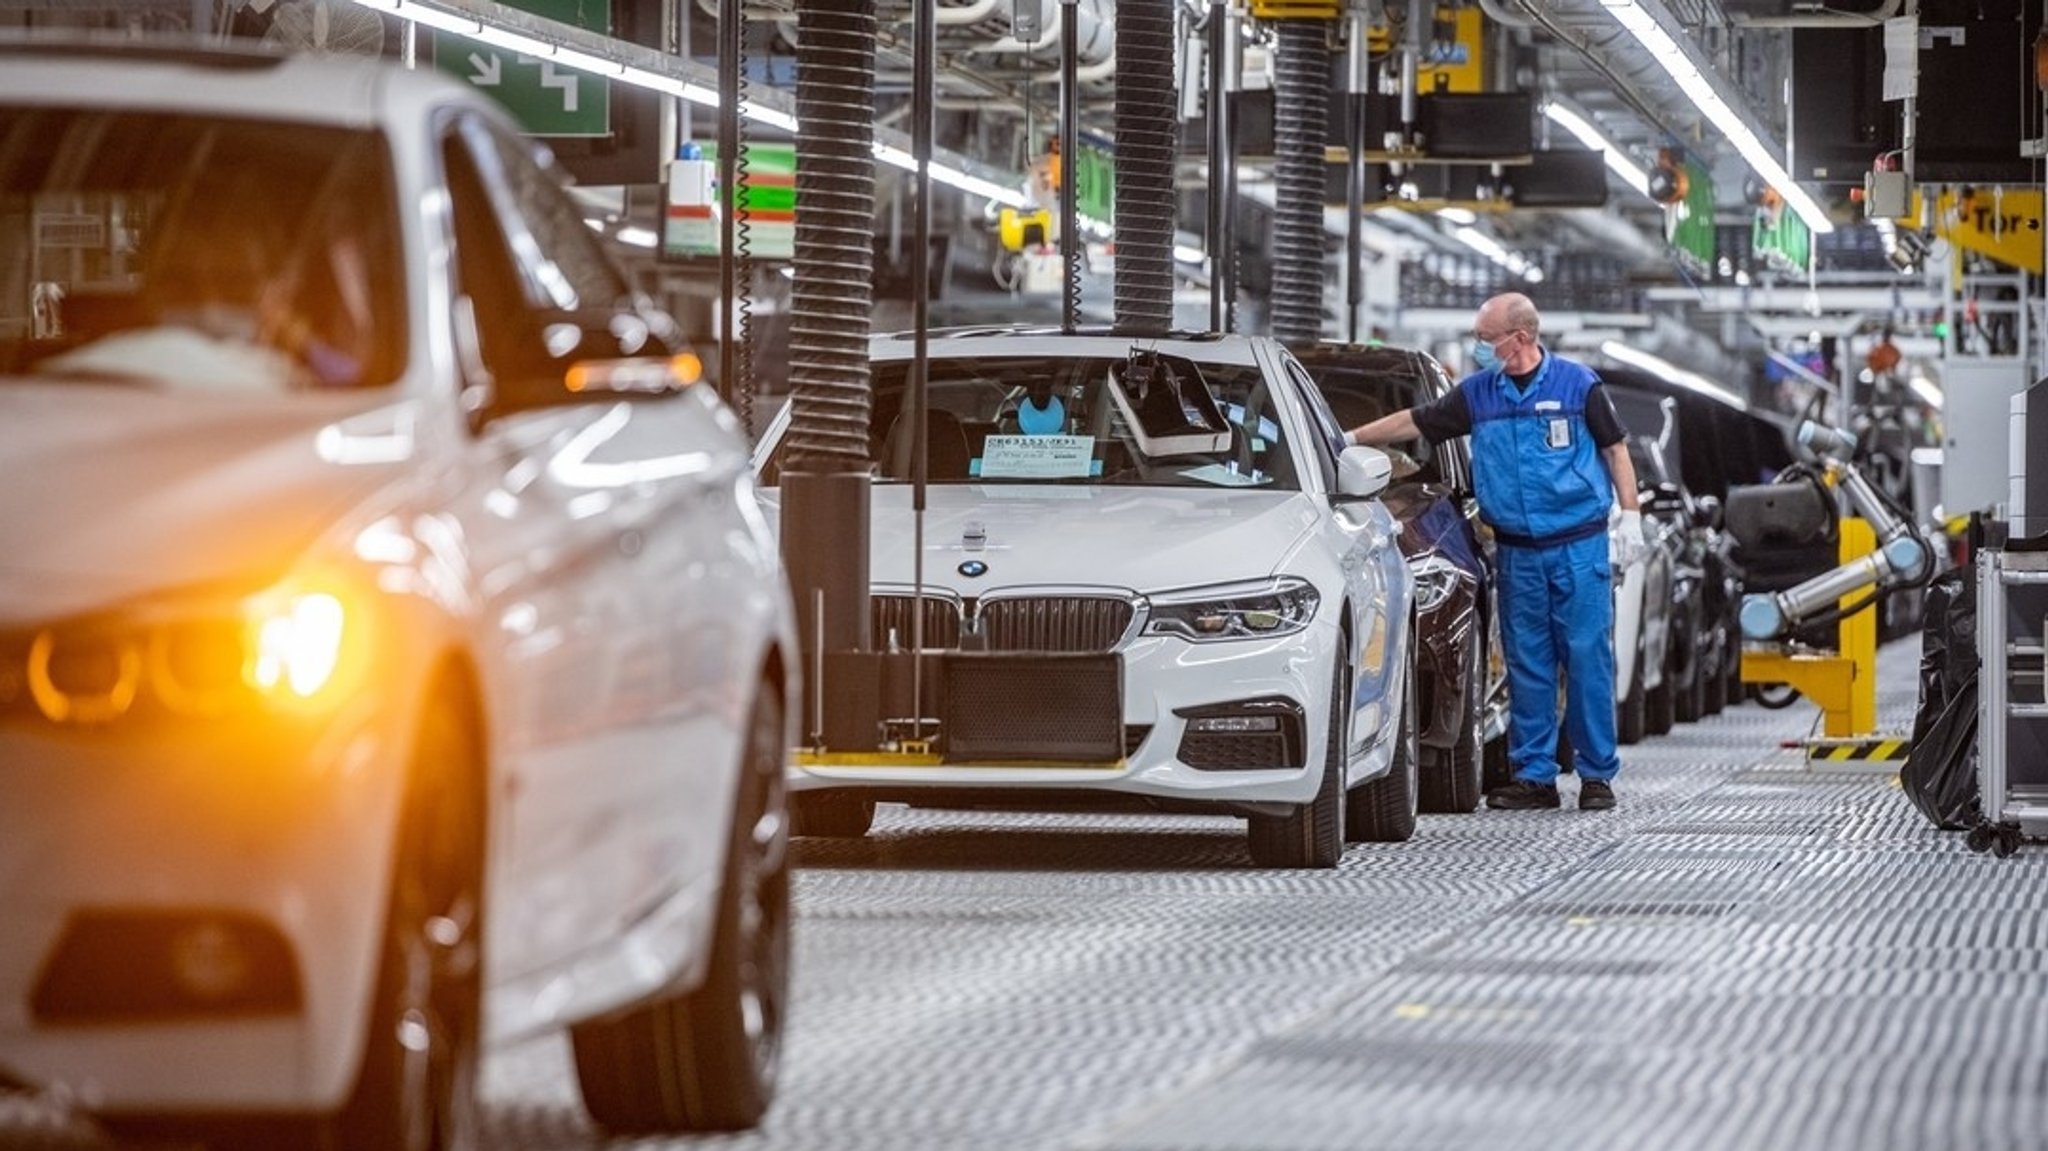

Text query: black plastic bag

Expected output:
[1901,568,1979,831]
[1902,679,1979,831]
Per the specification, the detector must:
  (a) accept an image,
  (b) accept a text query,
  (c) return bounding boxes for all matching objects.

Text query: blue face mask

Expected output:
[1471,338,1502,372]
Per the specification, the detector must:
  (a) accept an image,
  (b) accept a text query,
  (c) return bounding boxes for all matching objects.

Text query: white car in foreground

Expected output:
[0,38,795,1148]
[756,330,1418,868]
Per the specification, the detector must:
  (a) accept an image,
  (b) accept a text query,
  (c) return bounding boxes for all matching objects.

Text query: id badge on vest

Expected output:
[1546,418,1570,449]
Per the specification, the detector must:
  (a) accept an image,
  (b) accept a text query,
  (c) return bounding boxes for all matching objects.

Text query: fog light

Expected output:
[32,911,301,1024]
[169,919,254,1002]
[1188,715,1281,733]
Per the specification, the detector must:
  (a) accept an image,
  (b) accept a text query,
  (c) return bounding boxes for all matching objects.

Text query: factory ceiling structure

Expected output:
[12,0,2041,394]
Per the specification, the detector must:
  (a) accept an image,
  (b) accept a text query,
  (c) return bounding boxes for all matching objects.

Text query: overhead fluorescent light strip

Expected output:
[348,0,1027,208]
[1539,100,1651,198]
[1597,0,1833,234]
[1451,225,1543,283]
[1600,339,1749,410]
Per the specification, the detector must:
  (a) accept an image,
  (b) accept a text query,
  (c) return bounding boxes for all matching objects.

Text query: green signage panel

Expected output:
[434,0,611,137]
[1074,143,1114,225]
[1666,158,1715,277]
[1753,205,1811,275]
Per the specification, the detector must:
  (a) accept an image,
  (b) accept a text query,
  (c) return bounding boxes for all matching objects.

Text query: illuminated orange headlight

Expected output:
[19,583,365,726]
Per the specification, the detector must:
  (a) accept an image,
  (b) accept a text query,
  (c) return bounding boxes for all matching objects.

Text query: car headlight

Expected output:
[1144,577,1321,642]
[18,583,361,726]
[249,591,348,698]
[1409,554,1465,615]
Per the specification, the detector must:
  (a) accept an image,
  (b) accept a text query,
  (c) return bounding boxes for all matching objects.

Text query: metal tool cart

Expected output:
[1970,547,2048,856]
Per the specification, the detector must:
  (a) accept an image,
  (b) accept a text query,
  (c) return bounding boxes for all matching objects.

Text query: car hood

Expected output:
[0,382,412,622]
[759,483,1321,595]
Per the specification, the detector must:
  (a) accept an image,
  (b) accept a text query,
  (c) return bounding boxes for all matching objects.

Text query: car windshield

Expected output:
[0,107,405,391]
[778,352,1302,490]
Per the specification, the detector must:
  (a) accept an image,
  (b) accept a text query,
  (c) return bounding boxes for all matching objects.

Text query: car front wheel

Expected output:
[1347,652,1419,843]
[1248,657,1348,868]
[1419,638,1482,814]
[571,682,791,1133]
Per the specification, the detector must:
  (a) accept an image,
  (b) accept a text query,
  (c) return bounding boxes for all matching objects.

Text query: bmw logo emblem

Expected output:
[957,559,989,578]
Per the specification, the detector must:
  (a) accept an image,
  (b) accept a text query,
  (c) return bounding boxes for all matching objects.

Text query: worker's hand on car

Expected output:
[1610,508,1648,569]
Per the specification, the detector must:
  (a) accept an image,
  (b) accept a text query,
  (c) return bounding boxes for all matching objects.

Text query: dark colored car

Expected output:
[1611,388,1722,730]
[1597,362,1792,715]
[1292,342,1509,807]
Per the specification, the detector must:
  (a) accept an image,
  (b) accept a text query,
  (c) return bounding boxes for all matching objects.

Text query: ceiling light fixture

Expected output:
[1599,339,1749,410]
[347,0,1030,208]
[1450,225,1542,283]
[1539,100,1651,198]
[1597,0,1833,234]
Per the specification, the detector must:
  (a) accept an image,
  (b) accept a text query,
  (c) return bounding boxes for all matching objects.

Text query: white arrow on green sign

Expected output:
[434,0,611,137]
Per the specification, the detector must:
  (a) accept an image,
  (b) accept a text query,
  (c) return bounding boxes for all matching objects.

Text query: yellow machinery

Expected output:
[1737,421,1935,766]
[1740,517,1880,742]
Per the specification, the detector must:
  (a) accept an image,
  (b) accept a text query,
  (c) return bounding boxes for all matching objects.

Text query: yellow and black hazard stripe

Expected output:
[1805,737,1910,763]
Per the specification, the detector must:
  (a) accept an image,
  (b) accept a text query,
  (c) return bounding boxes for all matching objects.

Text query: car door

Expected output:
[436,113,742,993]
[1272,351,1411,769]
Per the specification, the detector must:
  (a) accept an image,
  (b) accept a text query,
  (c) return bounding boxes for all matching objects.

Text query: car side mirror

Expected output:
[1335,444,1393,500]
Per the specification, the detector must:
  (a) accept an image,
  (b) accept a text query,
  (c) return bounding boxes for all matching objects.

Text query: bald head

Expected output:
[1481,292,1540,339]
[1474,292,1544,375]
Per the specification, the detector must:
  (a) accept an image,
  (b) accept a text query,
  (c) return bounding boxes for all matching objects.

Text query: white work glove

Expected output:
[1610,508,1648,570]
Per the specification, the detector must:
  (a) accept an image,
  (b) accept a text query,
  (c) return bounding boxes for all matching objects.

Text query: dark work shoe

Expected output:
[1486,779,1561,810]
[1579,780,1616,810]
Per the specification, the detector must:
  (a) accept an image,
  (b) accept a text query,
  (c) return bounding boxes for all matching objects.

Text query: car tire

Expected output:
[332,685,487,1151]
[1618,647,1647,745]
[1646,668,1675,736]
[1674,626,1705,723]
[1702,641,1727,715]
[572,683,791,1134]
[1419,639,1482,814]
[790,791,875,839]
[1724,632,1746,707]
[1248,658,1348,868]
[1346,655,1418,844]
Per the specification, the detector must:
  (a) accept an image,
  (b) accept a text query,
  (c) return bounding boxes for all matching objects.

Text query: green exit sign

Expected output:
[434,0,611,137]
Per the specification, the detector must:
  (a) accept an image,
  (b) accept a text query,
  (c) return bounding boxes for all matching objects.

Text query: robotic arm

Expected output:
[1738,421,1934,641]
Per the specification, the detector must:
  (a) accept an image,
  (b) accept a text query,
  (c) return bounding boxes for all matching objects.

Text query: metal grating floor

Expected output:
[7,639,2045,1151]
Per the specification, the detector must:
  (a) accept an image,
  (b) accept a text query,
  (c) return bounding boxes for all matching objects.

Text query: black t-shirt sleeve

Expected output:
[1411,384,1473,444]
[1585,382,1625,448]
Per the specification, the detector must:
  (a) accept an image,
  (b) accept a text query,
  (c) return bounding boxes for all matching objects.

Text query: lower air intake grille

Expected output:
[1178,729,1300,771]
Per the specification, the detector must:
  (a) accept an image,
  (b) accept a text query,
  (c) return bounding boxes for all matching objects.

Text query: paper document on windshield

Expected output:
[974,434,1100,479]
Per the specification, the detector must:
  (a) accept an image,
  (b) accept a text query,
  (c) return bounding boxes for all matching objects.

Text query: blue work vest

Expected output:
[1460,352,1614,547]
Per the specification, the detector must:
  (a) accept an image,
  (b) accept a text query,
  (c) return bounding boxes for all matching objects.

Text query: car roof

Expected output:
[0,32,486,131]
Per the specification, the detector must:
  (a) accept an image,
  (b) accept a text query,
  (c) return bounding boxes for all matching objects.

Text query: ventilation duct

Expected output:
[1112,0,1178,336]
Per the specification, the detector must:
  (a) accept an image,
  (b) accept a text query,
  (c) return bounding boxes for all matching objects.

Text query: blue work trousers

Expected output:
[1498,532,1620,784]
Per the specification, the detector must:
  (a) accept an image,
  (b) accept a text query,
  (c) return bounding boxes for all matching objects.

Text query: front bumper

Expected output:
[0,699,410,1116]
[790,622,1367,811]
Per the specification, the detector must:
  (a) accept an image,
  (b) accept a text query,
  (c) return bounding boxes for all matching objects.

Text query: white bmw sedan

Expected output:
[0,38,796,1148]
[756,330,1419,868]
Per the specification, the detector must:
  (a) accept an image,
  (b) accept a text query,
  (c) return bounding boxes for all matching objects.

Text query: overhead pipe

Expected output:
[1060,0,1082,332]
[781,0,881,742]
[1343,8,1370,344]
[1205,0,1234,333]
[1268,16,1333,344]
[1112,0,1178,336]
